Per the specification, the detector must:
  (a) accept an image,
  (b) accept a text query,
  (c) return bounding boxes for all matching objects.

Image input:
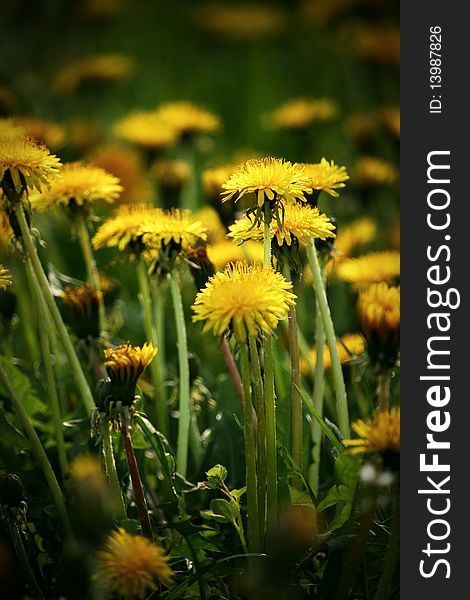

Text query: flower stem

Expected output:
[119,417,153,540]
[248,335,266,548]
[310,258,326,493]
[25,258,68,480]
[76,214,108,342]
[136,259,168,436]
[306,241,349,438]
[0,363,71,535]
[170,270,192,477]
[220,336,244,406]
[8,521,45,600]
[239,343,260,553]
[374,483,400,600]
[101,423,127,522]
[377,371,391,411]
[14,203,94,414]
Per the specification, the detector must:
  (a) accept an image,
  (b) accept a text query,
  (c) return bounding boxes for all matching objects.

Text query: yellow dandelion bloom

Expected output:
[344,407,400,455]
[88,144,151,204]
[355,156,398,187]
[202,163,238,199]
[0,118,25,138]
[335,251,400,285]
[301,158,349,198]
[140,209,207,250]
[195,206,226,244]
[0,136,62,195]
[70,455,104,482]
[357,283,400,344]
[301,332,365,374]
[92,203,161,252]
[154,101,221,137]
[0,264,12,290]
[229,203,336,247]
[221,157,312,208]
[30,162,122,212]
[153,160,191,189]
[95,528,173,599]
[334,217,377,259]
[195,3,285,39]
[207,240,264,270]
[267,98,339,130]
[354,25,400,66]
[380,107,400,139]
[12,116,65,149]
[113,111,178,151]
[104,342,157,386]
[192,261,296,343]
[55,53,135,95]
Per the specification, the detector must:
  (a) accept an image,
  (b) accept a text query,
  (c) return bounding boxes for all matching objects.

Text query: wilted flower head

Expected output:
[355,156,398,187]
[301,158,349,200]
[0,135,62,199]
[0,265,11,290]
[154,101,221,139]
[267,98,339,130]
[113,111,178,151]
[229,203,336,247]
[192,261,296,343]
[30,162,122,213]
[221,157,311,213]
[344,407,400,456]
[94,528,174,598]
[336,250,400,286]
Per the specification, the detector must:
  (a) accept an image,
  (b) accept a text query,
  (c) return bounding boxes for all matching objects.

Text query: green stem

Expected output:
[136,259,168,436]
[14,204,94,414]
[374,484,400,600]
[310,259,326,493]
[120,418,153,540]
[377,372,391,411]
[26,258,68,480]
[263,207,272,268]
[248,335,266,548]
[8,521,45,600]
[0,364,71,535]
[76,214,108,341]
[239,343,260,553]
[170,270,192,477]
[14,271,39,362]
[306,241,349,438]
[101,423,127,522]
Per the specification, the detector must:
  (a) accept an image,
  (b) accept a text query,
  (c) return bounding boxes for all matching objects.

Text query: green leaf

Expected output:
[209,499,238,526]
[0,356,46,417]
[206,464,228,483]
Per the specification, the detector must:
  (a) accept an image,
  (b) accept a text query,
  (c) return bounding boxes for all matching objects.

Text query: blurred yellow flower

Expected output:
[0,135,62,196]
[301,332,365,374]
[154,101,221,138]
[95,528,173,598]
[380,107,400,139]
[192,261,295,343]
[202,163,238,199]
[355,156,398,186]
[70,455,104,481]
[60,284,103,317]
[113,111,178,151]
[357,283,400,345]
[336,251,400,285]
[221,157,311,207]
[301,158,349,198]
[267,98,339,130]
[195,206,226,244]
[344,407,400,455]
[229,203,336,247]
[30,162,122,212]
[0,264,12,290]
[12,116,65,149]
[353,25,400,66]
[207,239,263,270]
[153,160,191,190]
[334,217,377,259]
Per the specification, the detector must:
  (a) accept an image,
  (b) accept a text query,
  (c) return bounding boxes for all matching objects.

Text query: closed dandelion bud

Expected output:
[357,283,400,372]
[0,264,12,292]
[60,284,102,340]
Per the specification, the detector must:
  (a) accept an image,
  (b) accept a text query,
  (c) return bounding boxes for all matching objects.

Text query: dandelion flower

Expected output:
[30,162,122,213]
[267,98,339,130]
[92,203,161,253]
[301,332,365,374]
[301,158,349,198]
[334,217,377,259]
[0,136,61,196]
[353,25,400,66]
[221,157,311,208]
[94,528,173,598]
[113,111,178,151]
[202,163,238,199]
[0,265,11,290]
[154,101,221,138]
[12,116,65,149]
[357,283,400,345]
[229,203,336,247]
[140,209,207,251]
[344,407,400,455]
[192,261,296,343]
[55,54,135,95]
[60,284,103,339]
[207,240,263,270]
[195,206,226,244]
[195,3,285,39]
[335,250,400,285]
[355,156,398,186]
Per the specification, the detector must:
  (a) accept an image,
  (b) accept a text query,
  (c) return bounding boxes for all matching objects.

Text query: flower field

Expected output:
[0,1,399,598]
